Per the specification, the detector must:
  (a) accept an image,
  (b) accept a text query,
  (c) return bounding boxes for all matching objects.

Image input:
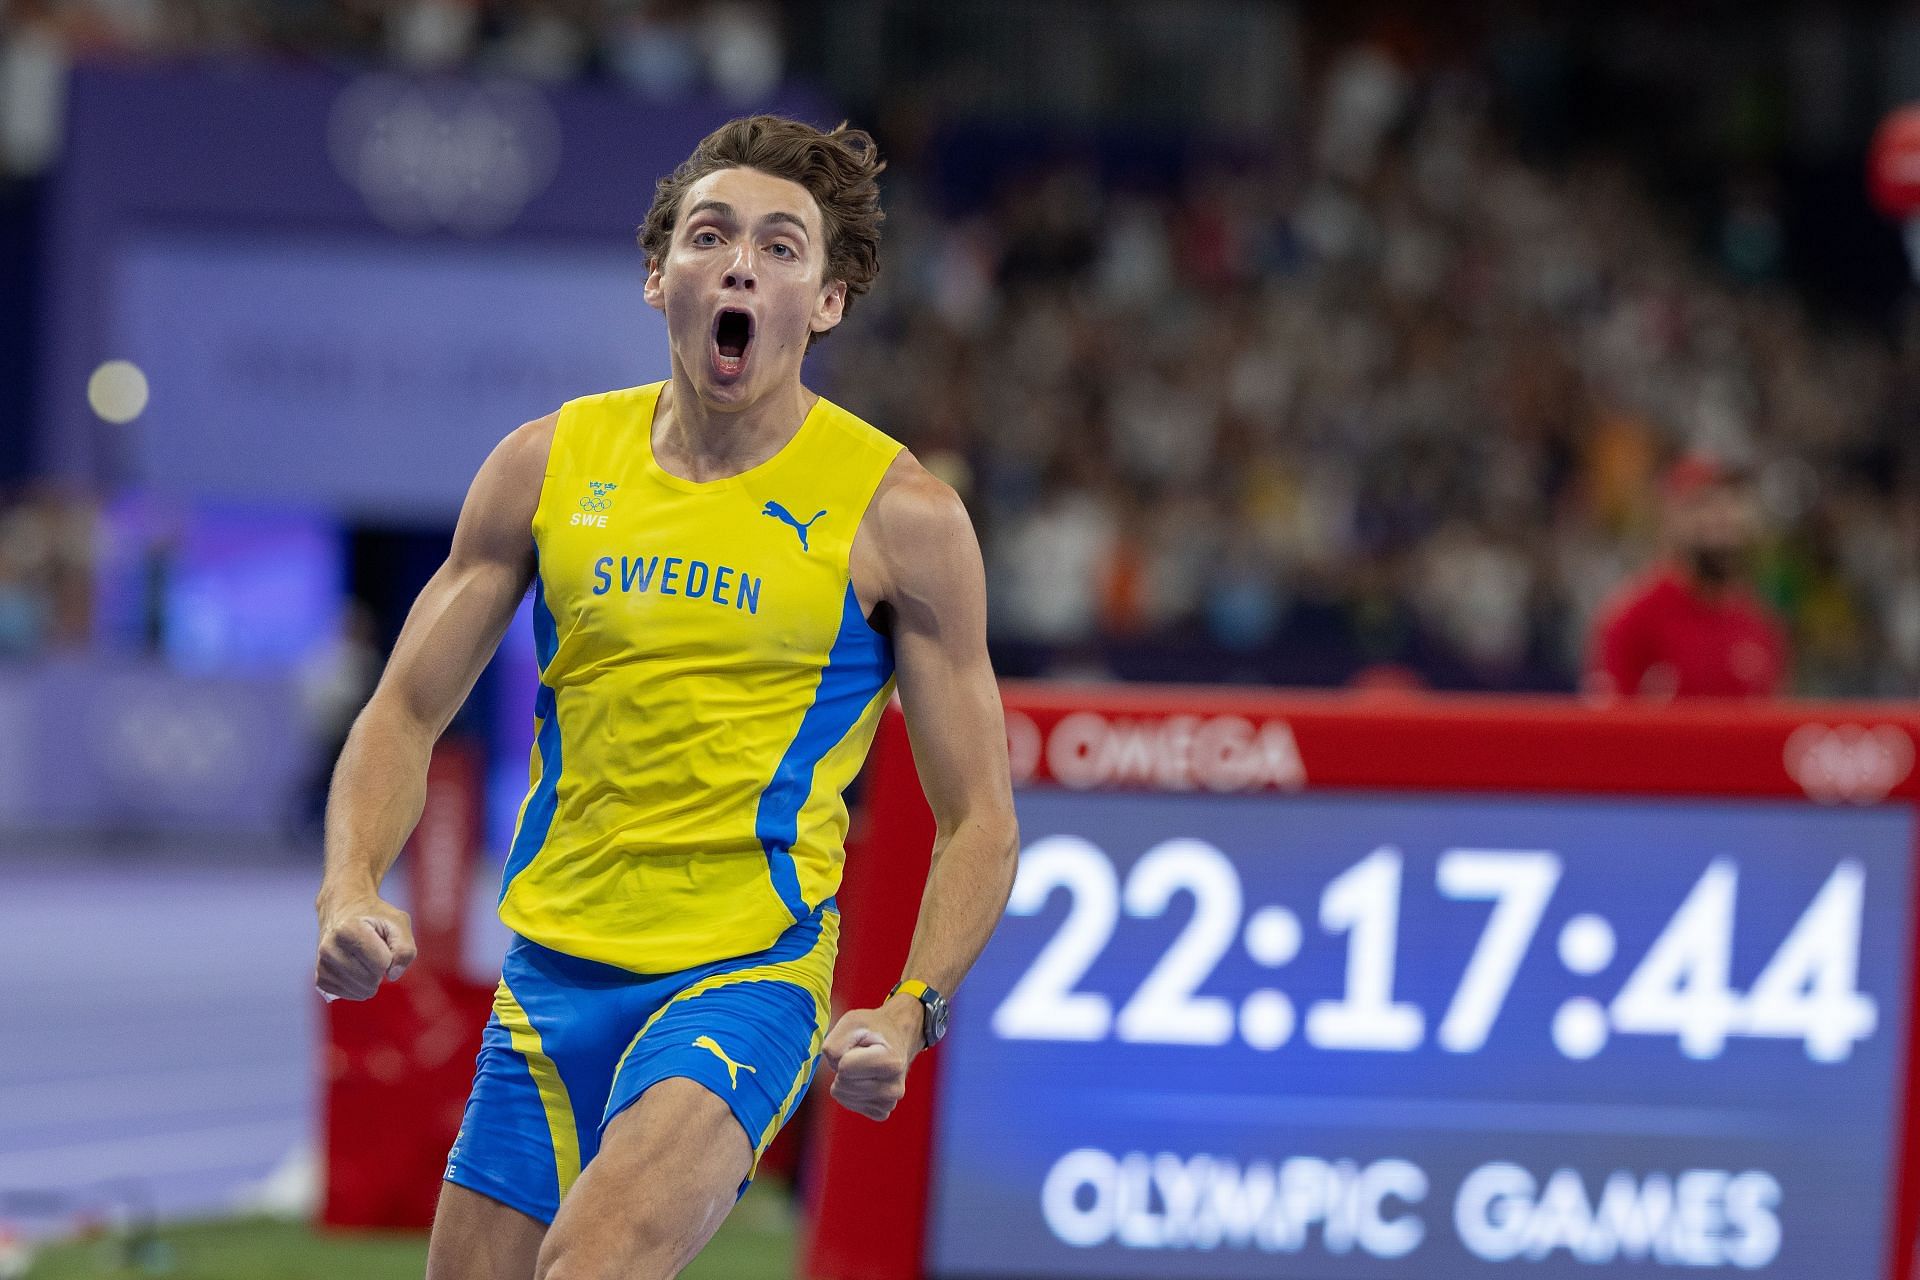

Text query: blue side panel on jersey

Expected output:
[754,585,893,921]
[500,558,563,901]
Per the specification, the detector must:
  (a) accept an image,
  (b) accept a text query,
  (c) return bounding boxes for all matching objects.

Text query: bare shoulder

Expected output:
[858,450,981,612]
[501,409,560,477]
[868,450,973,551]
[482,410,558,501]
[453,410,559,567]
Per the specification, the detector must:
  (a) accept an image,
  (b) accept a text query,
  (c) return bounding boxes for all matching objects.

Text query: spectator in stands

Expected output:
[9,8,1919,693]
[0,547,47,657]
[1584,455,1790,700]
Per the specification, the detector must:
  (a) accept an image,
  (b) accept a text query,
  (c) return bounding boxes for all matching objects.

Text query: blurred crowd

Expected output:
[0,0,782,174]
[836,51,1920,695]
[0,488,93,658]
[4,7,1919,695]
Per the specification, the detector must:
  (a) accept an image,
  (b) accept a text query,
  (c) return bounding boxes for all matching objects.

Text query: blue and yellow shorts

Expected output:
[443,900,837,1223]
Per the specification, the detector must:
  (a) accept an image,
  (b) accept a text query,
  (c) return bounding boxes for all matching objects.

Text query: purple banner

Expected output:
[0,658,314,835]
[43,64,825,517]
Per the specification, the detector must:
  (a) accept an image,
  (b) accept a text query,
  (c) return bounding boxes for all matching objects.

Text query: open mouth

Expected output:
[711,308,754,380]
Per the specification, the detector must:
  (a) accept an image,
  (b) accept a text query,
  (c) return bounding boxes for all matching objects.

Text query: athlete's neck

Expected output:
[652,373,817,483]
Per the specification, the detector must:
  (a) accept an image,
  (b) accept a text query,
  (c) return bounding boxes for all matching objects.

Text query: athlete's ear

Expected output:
[810,278,847,337]
[642,256,666,312]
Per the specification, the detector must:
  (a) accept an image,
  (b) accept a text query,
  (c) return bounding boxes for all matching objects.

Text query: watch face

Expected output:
[928,995,951,1045]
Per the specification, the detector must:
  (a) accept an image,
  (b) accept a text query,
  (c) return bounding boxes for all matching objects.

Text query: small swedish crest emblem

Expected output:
[580,480,618,514]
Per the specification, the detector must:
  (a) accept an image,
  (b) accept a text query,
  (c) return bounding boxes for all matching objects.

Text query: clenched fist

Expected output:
[821,998,923,1121]
[315,893,417,1001]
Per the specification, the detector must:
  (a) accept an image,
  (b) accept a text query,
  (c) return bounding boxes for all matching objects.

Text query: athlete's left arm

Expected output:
[822,457,1019,1122]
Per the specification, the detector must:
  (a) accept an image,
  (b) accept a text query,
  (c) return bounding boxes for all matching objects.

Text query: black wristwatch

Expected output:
[889,979,951,1048]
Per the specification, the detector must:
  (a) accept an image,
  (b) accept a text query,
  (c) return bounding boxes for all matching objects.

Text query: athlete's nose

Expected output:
[723,251,757,291]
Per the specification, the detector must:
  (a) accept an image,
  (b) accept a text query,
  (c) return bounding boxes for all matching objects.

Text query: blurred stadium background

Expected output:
[5,1,1920,1278]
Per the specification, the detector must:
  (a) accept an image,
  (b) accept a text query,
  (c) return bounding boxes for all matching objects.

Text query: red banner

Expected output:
[321,737,488,1229]
[319,966,494,1229]
[407,740,482,974]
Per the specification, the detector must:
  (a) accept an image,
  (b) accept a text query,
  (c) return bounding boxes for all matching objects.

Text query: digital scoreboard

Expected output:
[808,687,1920,1280]
[932,791,1908,1277]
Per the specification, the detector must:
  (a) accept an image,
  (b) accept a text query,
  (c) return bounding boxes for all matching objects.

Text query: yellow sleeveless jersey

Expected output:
[497,381,903,973]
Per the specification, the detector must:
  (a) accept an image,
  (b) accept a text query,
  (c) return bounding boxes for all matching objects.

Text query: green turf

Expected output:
[22,1182,798,1279]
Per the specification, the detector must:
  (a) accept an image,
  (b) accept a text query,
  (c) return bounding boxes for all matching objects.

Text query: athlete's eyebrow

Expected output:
[685,199,736,224]
[762,210,811,240]
[684,200,811,241]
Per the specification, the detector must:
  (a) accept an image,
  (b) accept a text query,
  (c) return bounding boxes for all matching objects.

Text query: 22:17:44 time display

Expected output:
[991,837,1878,1063]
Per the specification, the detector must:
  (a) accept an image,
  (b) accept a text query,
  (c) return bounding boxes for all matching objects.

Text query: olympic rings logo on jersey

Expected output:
[580,480,619,514]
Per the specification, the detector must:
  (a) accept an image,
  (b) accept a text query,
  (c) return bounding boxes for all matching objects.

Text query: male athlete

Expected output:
[313,116,1019,1280]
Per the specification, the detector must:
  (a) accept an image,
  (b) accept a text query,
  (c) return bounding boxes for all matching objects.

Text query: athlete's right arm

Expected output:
[314,413,554,1001]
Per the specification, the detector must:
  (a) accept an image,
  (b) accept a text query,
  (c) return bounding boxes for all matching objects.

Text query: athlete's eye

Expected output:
[692,230,720,246]
[768,242,796,259]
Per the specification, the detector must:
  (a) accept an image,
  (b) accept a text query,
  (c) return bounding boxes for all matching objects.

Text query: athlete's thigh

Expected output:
[443,939,638,1228]
[427,1181,546,1280]
[532,974,828,1280]
[534,1077,750,1280]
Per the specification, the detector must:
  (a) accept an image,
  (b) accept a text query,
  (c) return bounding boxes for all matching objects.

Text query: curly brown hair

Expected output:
[638,115,885,344]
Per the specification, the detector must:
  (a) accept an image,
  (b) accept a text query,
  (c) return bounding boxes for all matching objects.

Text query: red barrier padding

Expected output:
[319,966,494,1229]
[407,741,482,975]
[320,737,487,1230]
[803,707,941,1280]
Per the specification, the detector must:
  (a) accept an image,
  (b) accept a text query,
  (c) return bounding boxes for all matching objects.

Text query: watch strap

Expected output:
[889,979,946,1048]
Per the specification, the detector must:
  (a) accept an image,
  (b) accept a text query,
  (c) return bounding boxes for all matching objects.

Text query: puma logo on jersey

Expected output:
[761,501,826,551]
[693,1035,757,1089]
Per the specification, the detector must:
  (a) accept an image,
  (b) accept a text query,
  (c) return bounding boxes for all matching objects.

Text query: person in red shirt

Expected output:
[1586,455,1791,700]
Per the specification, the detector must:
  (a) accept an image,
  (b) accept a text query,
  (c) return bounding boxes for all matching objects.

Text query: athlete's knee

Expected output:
[532,1243,617,1280]
[535,1249,675,1280]
[534,1219,678,1280]
[429,1183,547,1280]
